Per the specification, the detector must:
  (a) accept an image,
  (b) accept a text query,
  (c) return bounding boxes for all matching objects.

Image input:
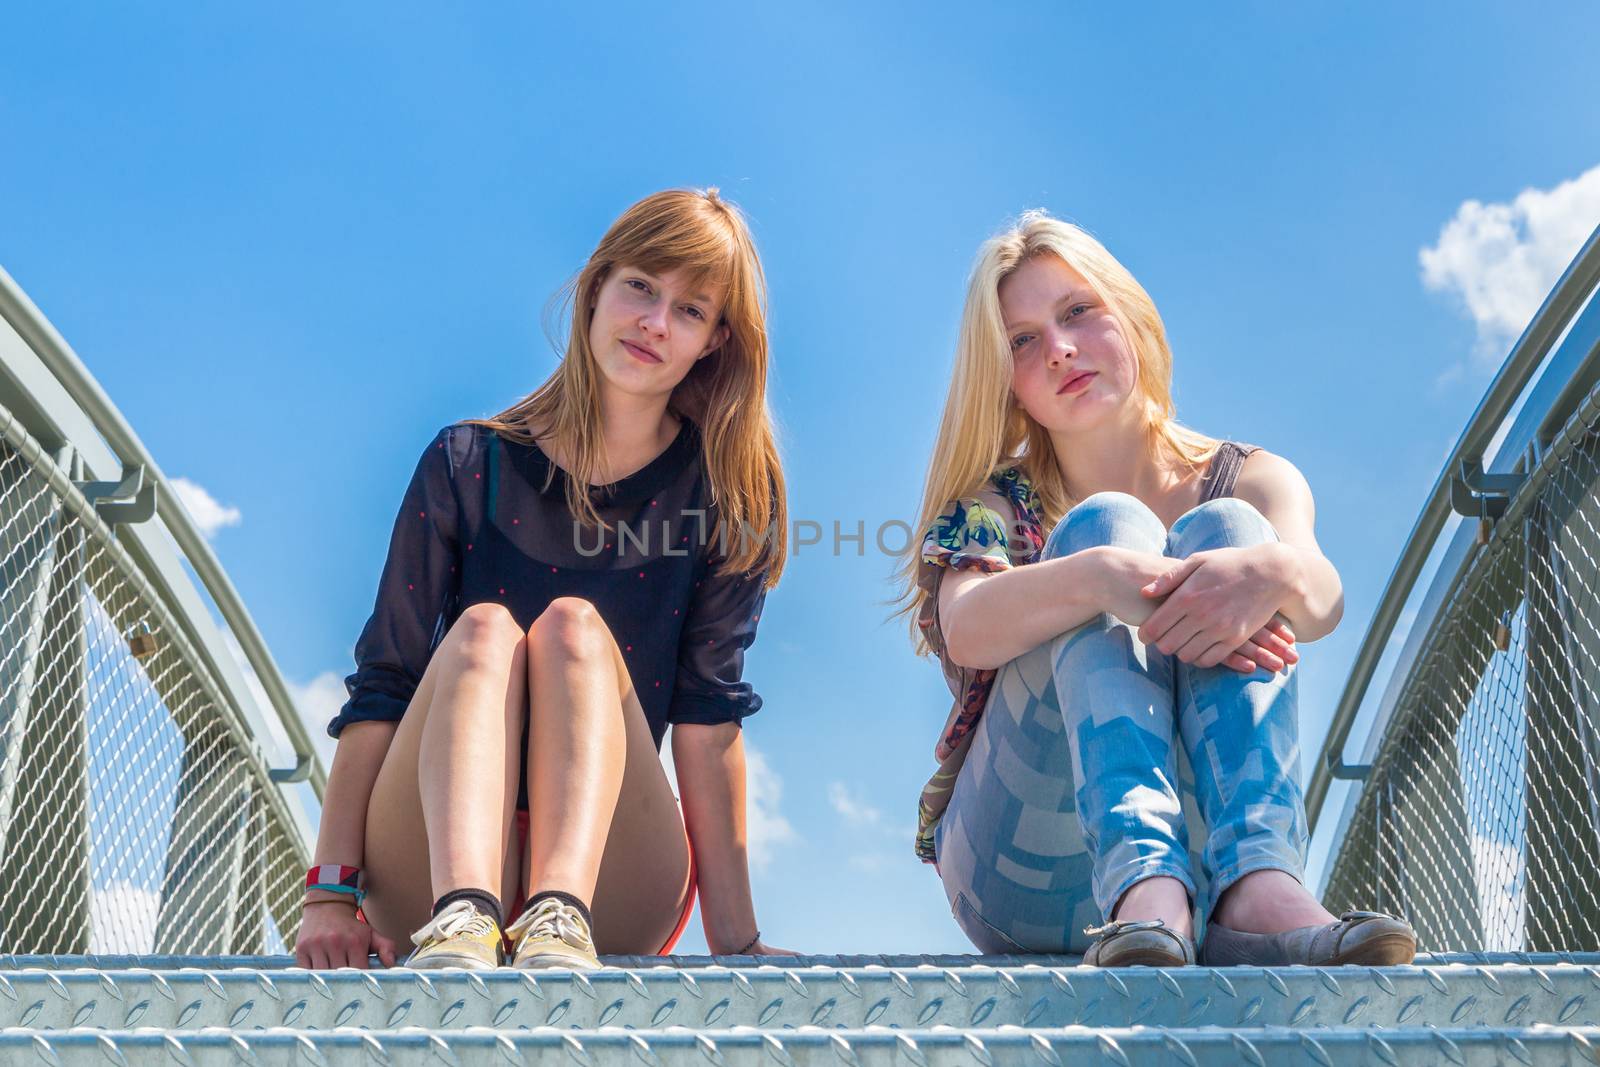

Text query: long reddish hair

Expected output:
[469,188,786,584]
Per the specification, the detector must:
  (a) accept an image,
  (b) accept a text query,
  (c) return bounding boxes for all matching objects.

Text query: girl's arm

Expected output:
[299,722,402,968]
[938,546,1133,670]
[297,426,466,968]
[309,721,397,872]
[1136,451,1343,664]
[1231,451,1343,639]
[671,723,789,954]
[934,490,1296,674]
[666,504,788,953]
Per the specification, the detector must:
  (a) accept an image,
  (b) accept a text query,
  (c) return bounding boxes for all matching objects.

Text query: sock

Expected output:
[433,888,504,930]
[528,889,593,932]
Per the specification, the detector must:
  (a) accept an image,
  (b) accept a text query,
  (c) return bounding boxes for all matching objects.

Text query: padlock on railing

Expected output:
[127,621,160,660]
[1494,609,1512,653]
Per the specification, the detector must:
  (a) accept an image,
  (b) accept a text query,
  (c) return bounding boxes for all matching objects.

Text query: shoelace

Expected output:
[507,897,593,951]
[410,899,497,948]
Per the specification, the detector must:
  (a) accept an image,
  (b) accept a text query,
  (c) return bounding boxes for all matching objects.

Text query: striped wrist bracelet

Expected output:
[306,884,366,905]
[306,864,365,905]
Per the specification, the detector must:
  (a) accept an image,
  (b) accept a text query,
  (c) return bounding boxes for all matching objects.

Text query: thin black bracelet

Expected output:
[733,930,761,955]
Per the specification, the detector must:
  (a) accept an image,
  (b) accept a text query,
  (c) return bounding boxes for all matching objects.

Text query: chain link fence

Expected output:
[1322,381,1600,952]
[0,420,307,955]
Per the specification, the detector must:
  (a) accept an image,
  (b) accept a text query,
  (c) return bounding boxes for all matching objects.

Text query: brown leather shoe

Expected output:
[1199,910,1417,967]
[1082,918,1196,967]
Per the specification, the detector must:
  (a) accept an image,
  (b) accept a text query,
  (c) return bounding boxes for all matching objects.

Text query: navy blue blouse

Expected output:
[329,418,768,748]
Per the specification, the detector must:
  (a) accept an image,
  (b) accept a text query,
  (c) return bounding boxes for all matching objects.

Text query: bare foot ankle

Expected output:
[1111,876,1193,940]
[1211,870,1335,935]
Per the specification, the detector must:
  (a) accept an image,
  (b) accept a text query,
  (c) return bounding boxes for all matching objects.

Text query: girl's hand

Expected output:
[1137,545,1301,672]
[746,940,800,956]
[1096,547,1294,673]
[295,900,400,969]
[1094,546,1184,628]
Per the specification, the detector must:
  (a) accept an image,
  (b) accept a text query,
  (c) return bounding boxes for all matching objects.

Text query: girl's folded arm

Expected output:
[1233,451,1344,642]
[939,548,1116,671]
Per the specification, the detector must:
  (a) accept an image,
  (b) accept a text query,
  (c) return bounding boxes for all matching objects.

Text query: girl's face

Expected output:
[999,254,1141,436]
[588,263,729,398]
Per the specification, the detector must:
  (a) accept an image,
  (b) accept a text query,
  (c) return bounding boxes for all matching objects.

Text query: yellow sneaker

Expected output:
[507,896,601,970]
[406,900,505,969]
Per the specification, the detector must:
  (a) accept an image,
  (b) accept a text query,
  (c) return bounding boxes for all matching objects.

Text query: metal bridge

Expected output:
[2,230,1600,1063]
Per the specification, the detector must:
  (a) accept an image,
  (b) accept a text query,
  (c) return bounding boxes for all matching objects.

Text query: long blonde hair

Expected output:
[896,210,1217,651]
[470,188,787,585]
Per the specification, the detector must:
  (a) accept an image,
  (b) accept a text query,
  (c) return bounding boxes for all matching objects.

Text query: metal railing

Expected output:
[0,267,318,953]
[0,268,324,795]
[1312,226,1600,951]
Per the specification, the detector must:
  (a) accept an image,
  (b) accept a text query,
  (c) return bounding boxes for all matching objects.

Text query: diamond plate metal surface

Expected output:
[6,1025,1600,1067]
[4,959,1600,1032]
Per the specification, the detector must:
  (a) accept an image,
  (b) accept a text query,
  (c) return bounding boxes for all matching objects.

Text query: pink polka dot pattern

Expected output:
[336,421,770,746]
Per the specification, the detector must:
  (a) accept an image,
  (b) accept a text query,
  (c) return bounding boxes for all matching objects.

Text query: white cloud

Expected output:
[169,477,243,539]
[287,671,347,769]
[90,880,161,954]
[829,781,885,827]
[660,739,795,874]
[1420,163,1600,370]
[829,781,916,850]
[831,781,918,879]
[743,744,796,873]
[1469,832,1526,953]
[217,624,344,774]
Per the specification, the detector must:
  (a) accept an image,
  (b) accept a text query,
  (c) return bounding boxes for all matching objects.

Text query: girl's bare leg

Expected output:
[523,597,691,953]
[361,603,527,942]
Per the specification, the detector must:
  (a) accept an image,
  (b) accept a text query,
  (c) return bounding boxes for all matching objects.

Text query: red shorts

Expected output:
[506,809,697,955]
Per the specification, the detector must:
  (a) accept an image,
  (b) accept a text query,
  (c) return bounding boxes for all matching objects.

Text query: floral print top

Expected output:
[914,466,1046,861]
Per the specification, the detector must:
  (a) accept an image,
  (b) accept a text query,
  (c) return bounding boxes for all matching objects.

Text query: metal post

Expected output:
[153,729,254,955]
[0,512,90,952]
[1522,478,1600,950]
[0,449,64,851]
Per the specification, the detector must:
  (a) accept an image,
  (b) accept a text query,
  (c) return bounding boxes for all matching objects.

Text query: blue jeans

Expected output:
[935,492,1308,954]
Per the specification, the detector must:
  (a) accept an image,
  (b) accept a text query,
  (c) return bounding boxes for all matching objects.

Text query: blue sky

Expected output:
[4,3,1598,954]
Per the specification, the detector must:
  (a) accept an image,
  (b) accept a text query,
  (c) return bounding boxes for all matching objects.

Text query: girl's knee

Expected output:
[1168,497,1277,552]
[1045,492,1165,558]
[527,596,610,662]
[447,602,526,673]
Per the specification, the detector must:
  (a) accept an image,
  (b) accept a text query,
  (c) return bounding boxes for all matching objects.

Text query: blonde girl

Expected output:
[900,211,1413,967]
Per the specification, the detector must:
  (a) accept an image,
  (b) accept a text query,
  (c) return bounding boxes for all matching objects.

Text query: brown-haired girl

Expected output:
[295,188,790,969]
